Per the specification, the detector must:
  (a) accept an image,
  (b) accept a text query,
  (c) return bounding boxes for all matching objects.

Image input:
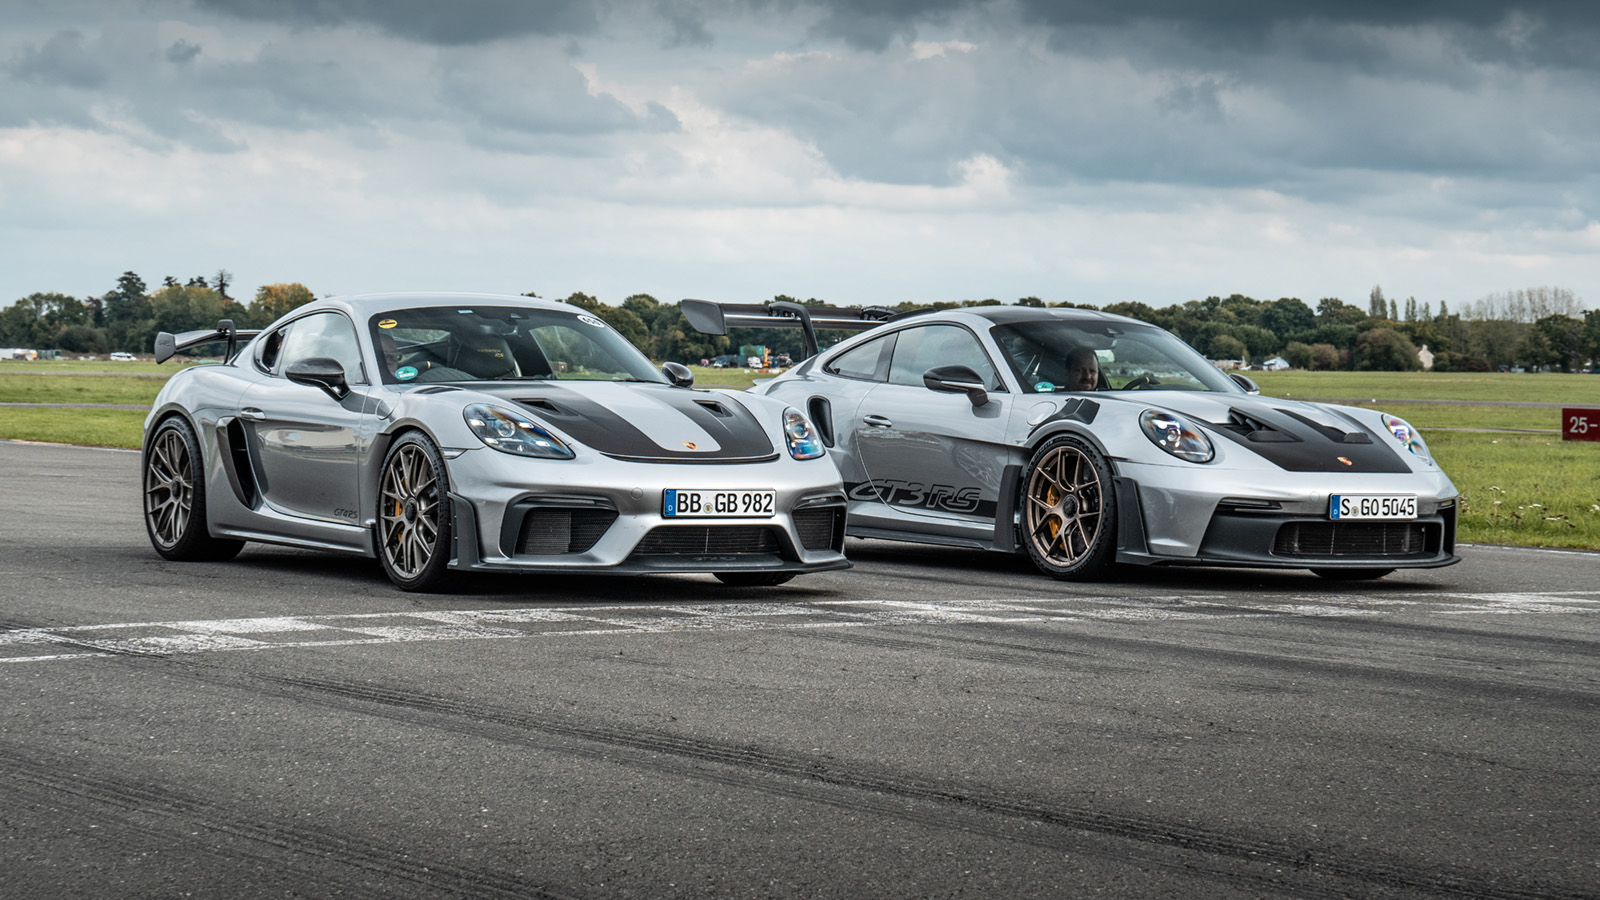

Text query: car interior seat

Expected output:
[451,331,520,379]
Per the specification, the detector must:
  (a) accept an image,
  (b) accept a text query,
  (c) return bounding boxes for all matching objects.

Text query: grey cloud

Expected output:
[710,18,1600,223]
[7,30,109,88]
[436,48,681,142]
[165,39,203,64]
[801,0,966,51]
[1,23,679,155]
[192,0,601,45]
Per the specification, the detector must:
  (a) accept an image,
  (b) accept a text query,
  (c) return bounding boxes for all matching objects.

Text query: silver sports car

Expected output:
[142,293,848,591]
[682,300,1460,581]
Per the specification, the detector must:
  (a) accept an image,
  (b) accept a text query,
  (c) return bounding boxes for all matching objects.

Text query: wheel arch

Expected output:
[1022,422,1118,468]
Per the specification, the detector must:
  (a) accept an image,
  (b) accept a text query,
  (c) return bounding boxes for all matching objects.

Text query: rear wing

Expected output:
[679,299,907,358]
[153,318,261,364]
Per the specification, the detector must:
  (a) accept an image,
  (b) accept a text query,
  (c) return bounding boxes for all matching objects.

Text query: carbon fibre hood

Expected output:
[473,382,778,463]
[1122,391,1413,473]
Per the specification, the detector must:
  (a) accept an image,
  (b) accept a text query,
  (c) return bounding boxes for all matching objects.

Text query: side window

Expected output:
[823,335,891,381]
[256,326,288,374]
[278,313,366,384]
[887,325,999,390]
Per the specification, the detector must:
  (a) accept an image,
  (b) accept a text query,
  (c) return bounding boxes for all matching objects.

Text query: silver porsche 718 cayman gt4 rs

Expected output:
[682,299,1459,582]
[142,293,848,591]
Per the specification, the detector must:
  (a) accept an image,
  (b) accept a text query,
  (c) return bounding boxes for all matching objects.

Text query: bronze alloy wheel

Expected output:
[1020,434,1116,579]
[142,416,244,562]
[145,424,194,550]
[377,433,453,591]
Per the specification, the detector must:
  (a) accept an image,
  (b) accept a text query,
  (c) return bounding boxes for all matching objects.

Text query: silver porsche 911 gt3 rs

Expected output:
[142,293,848,591]
[682,299,1460,581]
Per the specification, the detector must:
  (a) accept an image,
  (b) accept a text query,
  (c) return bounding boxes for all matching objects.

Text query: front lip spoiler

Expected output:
[446,490,850,575]
[1114,550,1462,570]
[448,557,852,576]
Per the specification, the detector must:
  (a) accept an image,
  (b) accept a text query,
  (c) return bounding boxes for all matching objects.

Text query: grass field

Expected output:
[1250,370,1600,403]
[4,362,1595,550]
[0,407,147,448]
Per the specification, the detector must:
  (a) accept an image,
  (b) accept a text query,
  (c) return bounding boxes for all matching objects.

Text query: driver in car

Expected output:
[1066,347,1100,392]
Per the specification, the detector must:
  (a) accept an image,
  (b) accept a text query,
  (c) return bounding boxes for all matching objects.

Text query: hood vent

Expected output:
[1223,409,1300,443]
[1278,409,1372,444]
[517,398,568,416]
[695,399,733,417]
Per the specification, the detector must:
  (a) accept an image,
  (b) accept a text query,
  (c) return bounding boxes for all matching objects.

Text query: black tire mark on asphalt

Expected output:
[243,668,1591,900]
[0,745,581,900]
[859,617,1600,713]
[6,612,1595,899]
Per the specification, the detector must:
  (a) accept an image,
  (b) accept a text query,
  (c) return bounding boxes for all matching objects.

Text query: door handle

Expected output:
[238,408,265,421]
[861,414,893,428]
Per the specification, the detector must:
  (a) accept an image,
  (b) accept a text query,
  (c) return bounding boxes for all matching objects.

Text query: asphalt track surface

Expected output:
[1,440,1596,899]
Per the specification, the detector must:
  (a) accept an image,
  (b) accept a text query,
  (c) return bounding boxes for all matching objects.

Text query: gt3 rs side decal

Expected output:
[846,479,997,519]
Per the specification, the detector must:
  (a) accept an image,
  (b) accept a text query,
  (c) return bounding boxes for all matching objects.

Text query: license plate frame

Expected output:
[663,489,777,518]
[1329,494,1417,520]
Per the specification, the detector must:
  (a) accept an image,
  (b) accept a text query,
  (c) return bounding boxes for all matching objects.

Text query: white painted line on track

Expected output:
[1,592,1596,665]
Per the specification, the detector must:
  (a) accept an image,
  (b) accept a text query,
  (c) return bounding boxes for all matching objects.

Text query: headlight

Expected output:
[783,408,825,460]
[463,403,574,459]
[1139,409,1214,463]
[1380,413,1430,460]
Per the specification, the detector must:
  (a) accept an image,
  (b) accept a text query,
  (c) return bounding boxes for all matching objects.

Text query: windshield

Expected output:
[368,306,665,385]
[992,320,1240,394]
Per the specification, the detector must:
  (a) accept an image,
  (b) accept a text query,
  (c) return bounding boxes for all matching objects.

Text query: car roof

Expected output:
[304,292,580,318]
[927,305,1152,328]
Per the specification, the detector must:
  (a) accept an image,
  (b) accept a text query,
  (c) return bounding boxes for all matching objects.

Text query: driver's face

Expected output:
[1067,353,1098,391]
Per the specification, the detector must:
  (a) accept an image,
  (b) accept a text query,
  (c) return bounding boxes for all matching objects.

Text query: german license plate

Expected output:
[663,489,776,518]
[1329,494,1417,520]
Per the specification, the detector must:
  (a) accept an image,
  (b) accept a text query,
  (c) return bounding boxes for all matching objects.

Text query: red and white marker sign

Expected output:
[1563,408,1600,442]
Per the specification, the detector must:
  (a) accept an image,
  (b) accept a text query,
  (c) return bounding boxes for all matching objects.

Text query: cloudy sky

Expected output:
[2,0,1596,311]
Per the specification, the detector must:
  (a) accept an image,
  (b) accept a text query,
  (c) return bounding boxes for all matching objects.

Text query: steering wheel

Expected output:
[1123,373,1160,390]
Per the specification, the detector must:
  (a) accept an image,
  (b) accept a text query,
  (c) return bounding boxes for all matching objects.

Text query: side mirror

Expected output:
[1229,372,1261,395]
[286,357,351,400]
[923,365,989,407]
[661,361,695,388]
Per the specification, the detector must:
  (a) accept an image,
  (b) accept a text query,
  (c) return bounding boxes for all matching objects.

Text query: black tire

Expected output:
[1019,434,1117,580]
[1312,568,1394,581]
[377,432,454,592]
[714,572,798,587]
[143,416,245,562]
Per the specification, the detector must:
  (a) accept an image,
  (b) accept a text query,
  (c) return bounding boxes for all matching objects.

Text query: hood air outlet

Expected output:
[1278,409,1373,444]
[1224,409,1299,443]
[517,398,567,416]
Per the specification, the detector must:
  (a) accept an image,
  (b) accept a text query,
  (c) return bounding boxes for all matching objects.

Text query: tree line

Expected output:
[0,271,315,356]
[3,272,1596,373]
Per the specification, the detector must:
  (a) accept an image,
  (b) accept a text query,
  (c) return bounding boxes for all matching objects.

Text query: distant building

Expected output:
[1211,359,1246,371]
[1261,356,1291,371]
[1417,344,1434,370]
